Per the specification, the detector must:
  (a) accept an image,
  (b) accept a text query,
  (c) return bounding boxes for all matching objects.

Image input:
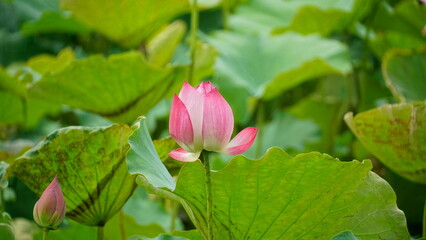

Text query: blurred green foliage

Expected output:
[0,0,425,239]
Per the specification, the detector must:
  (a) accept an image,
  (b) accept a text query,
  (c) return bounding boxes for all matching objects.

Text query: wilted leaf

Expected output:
[8,124,137,226]
[345,102,426,184]
[382,49,426,102]
[138,148,409,239]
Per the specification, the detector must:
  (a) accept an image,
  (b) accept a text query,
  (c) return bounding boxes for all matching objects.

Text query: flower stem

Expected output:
[42,228,49,240]
[188,0,199,84]
[222,0,230,30]
[97,226,104,240]
[423,199,426,237]
[201,151,213,240]
[255,100,265,158]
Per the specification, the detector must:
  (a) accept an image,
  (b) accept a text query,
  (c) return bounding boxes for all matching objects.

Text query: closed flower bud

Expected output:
[33,177,66,229]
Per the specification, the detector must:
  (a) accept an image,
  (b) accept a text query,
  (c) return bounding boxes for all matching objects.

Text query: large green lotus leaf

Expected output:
[28,50,187,123]
[21,11,91,36]
[138,147,409,239]
[230,0,377,35]
[209,31,350,121]
[382,49,426,102]
[60,0,189,48]
[126,117,175,190]
[345,102,426,184]
[7,124,137,226]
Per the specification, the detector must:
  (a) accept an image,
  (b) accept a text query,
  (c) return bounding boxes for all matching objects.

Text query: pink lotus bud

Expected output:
[33,177,66,229]
[169,81,257,162]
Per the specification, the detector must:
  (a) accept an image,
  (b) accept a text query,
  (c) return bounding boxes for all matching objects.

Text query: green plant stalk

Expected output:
[188,0,199,84]
[42,228,49,240]
[201,151,213,240]
[119,211,126,240]
[255,100,265,158]
[222,0,230,30]
[169,200,179,232]
[423,199,426,237]
[97,226,104,240]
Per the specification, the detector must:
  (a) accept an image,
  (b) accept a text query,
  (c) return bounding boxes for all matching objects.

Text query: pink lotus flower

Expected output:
[33,177,66,229]
[169,81,257,162]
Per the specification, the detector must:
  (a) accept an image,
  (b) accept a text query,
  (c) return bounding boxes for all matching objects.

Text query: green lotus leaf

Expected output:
[28,50,187,124]
[136,147,409,239]
[21,11,91,36]
[208,31,350,121]
[60,0,190,48]
[230,0,378,35]
[7,124,137,226]
[382,49,426,102]
[345,102,426,184]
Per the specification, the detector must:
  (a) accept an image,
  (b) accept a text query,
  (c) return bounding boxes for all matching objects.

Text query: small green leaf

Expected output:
[126,117,175,190]
[345,102,426,184]
[140,148,410,239]
[382,49,426,102]
[8,124,137,226]
[0,212,14,240]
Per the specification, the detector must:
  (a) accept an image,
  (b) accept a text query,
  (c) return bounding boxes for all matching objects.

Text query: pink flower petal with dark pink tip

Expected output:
[178,82,204,151]
[169,95,195,152]
[202,88,234,152]
[224,127,258,155]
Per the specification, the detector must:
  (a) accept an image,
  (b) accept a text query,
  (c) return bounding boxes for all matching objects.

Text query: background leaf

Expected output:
[345,102,426,184]
[28,50,186,124]
[382,49,426,102]
[208,31,351,121]
[60,0,190,48]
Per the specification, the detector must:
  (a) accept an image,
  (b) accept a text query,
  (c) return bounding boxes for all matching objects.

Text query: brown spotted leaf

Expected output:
[7,124,136,226]
[345,102,426,184]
